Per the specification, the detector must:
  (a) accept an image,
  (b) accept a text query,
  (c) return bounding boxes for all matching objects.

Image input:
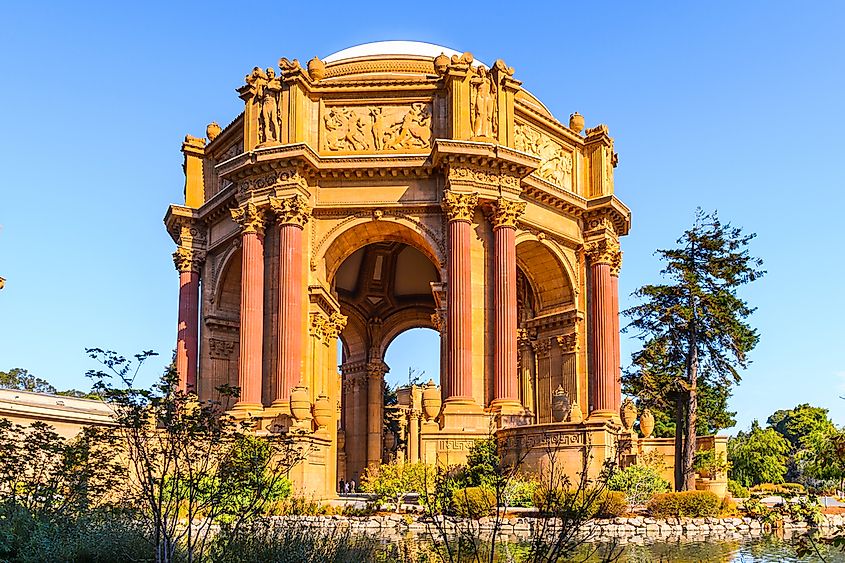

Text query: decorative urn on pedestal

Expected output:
[307,57,326,82]
[620,398,637,431]
[312,392,332,429]
[569,112,585,134]
[569,402,584,423]
[551,385,572,423]
[639,408,655,438]
[289,386,312,425]
[421,380,441,420]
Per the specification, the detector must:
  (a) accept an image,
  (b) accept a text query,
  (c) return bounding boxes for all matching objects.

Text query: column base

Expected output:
[230,403,264,420]
[440,397,490,432]
[490,399,534,428]
[587,409,622,424]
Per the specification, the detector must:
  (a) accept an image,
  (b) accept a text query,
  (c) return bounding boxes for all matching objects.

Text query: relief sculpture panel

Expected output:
[515,123,573,191]
[320,103,433,153]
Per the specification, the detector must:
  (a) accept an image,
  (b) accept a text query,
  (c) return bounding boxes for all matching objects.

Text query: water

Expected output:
[606,535,845,562]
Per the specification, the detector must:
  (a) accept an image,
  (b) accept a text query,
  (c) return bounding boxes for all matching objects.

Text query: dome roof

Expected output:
[324,40,485,66]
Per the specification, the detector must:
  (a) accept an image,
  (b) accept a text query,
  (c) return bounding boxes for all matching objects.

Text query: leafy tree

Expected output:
[465,437,500,489]
[799,426,845,493]
[0,368,56,394]
[728,420,790,487]
[607,464,669,505]
[624,209,764,490]
[85,349,308,563]
[767,403,836,451]
[360,460,432,512]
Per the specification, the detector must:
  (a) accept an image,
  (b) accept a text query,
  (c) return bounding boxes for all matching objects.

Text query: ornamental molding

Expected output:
[556,332,579,354]
[236,167,309,201]
[230,200,270,235]
[320,102,433,154]
[524,309,582,334]
[172,247,206,273]
[515,122,574,191]
[269,193,311,227]
[441,190,479,222]
[309,311,348,345]
[208,338,237,359]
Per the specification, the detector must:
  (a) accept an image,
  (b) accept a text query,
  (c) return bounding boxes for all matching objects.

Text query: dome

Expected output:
[323,40,485,66]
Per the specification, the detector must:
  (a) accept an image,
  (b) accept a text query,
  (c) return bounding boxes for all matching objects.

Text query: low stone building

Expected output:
[0,389,113,439]
[164,41,725,498]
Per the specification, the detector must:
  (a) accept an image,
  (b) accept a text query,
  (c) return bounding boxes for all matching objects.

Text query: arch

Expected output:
[317,216,444,284]
[212,246,242,315]
[382,326,441,388]
[378,309,438,360]
[515,236,576,314]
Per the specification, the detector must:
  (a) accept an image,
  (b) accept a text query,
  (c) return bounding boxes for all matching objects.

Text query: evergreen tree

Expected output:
[624,209,764,490]
[728,420,790,487]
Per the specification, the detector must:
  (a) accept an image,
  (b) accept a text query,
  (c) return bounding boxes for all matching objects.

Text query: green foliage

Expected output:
[647,491,721,518]
[727,479,749,498]
[607,464,669,505]
[624,209,764,490]
[503,476,538,508]
[464,437,500,489]
[767,404,836,451]
[693,448,730,477]
[0,368,56,394]
[533,488,627,518]
[728,420,790,487]
[450,486,495,518]
[361,460,433,512]
[798,426,845,491]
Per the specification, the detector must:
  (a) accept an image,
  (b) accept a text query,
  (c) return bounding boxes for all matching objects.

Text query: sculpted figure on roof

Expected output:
[246,66,282,145]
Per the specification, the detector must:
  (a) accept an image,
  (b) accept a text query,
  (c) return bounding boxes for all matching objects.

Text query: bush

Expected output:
[728,479,750,498]
[451,487,495,518]
[647,491,721,518]
[532,488,627,518]
[607,464,669,505]
[750,482,805,496]
[504,477,538,508]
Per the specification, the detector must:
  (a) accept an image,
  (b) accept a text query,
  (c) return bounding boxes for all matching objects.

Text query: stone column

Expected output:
[173,248,204,392]
[408,410,420,463]
[366,360,388,469]
[440,190,478,402]
[490,198,526,413]
[585,238,622,418]
[231,201,268,411]
[269,195,311,408]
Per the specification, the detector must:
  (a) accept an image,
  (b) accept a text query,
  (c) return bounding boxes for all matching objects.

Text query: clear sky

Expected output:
[1,1,842,432]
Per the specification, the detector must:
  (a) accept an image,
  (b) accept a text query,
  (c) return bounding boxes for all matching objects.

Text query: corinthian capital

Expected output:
[490,197,526,229]
[610,251,623,277]
[441,190,478,222]
[230,201,269,235]
[172,247,206,273]
[583,238,621,266]
[269,194,311,227]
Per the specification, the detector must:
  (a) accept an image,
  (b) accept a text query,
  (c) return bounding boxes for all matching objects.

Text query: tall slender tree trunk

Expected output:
[674,393,685,491]
[683,345,699,491]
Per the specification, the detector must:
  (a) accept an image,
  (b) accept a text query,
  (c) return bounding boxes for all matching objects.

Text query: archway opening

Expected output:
[383,327,440,389]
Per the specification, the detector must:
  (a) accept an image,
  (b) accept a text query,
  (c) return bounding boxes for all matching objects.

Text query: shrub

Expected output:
[504,477,538,508]
[532,488,627,518]
[450,487,495,518]
[750,482,805,496]
[720,494,740,517]
[607,464,669,505]
[647,491,721,518]
[728,479,749,498]
[361,461,432,512]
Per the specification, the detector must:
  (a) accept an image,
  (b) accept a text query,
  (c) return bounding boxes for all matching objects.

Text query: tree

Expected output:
[86,349,307,563]
[799,426,845,493]
[728,420,790,487]
[767,403,836,451]
[0,368,56,394]
[624,209,764,490]
[360,460,432,512]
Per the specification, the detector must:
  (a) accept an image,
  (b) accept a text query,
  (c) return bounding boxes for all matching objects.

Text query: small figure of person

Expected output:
[339,479,345,495]
[344,481,350,494]
[349,479,356,494]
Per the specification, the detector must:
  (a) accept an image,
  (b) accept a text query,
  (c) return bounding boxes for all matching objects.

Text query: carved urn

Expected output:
[551,385,571,423]
[569,403,584,424]
[620,398,637,431]
[289,385,312,422]
[312,393,332,429]
[307,57,326,82]
[206,121,222,141]
[639,408,655,438]
[569,112,584,134]
[384,430,396,451]
[421,380,441,420]
[433,52,449,75]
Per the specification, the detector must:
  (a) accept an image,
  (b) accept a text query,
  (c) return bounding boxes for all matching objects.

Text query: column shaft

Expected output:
[176,270,199,392]
[492,224,518,405]
[446,219,472,399]
[275,223,304,404]
[409,413,420,463]
[366,370,383,468]
[588,262,619,415]
[236,231,264,409]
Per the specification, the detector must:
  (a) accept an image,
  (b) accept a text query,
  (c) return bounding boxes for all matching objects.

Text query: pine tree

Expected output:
[624,209,764,490]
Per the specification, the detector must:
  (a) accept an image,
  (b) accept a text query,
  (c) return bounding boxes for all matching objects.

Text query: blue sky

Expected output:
[1,1,842,432]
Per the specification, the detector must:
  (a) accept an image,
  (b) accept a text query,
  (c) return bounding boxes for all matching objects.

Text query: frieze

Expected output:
[320,103,432,153]
[437,439,478,451]
[502,430,583,452]
[515,123,573,190]
[208,338,236,359]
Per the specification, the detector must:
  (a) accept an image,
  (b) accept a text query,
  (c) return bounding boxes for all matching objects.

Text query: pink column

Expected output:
[587,239,621,417]
[173,249,202,392]
[231,202,266,411]
[268,195,310,407]
[441,191,478,402]
[490,198,525,410]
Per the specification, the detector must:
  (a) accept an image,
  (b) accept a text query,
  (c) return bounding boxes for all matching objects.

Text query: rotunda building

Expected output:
[165,41,637,497]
